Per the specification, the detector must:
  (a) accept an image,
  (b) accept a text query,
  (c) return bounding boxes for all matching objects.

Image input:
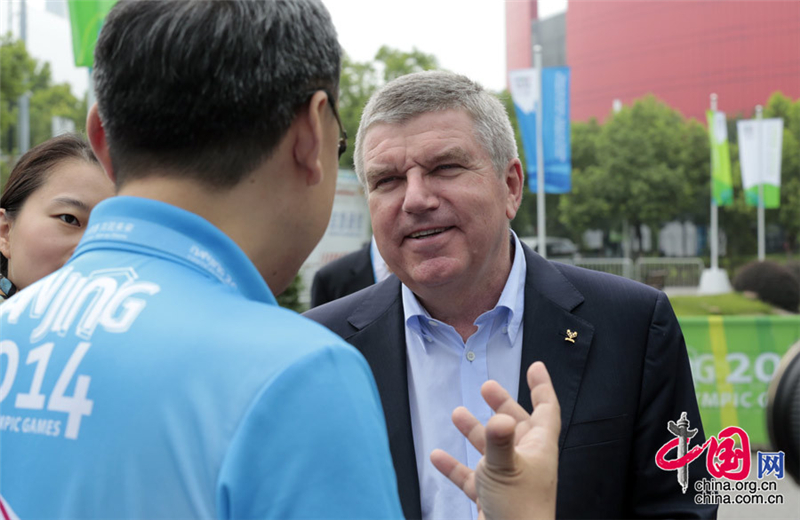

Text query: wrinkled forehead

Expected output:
[361,110,483,170]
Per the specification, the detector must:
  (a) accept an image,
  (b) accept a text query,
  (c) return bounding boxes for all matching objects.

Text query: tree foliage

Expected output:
[337,46,439,169]
[276,273,305,313]
[1,36,86,186]
[716,92,800,259]
[558,95,704,254]
[763,93,800,252]
[558,91,799,259]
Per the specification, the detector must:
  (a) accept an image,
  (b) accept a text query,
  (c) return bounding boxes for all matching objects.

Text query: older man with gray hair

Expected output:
[306,70,716,520]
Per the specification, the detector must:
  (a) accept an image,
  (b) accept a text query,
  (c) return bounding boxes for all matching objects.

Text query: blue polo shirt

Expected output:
[0,196,403,519]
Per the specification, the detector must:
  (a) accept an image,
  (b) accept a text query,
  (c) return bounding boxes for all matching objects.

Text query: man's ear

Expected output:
[292,91,329,187]
[87,103,116,184]
[504,158,525,220]
[0,208,12,261]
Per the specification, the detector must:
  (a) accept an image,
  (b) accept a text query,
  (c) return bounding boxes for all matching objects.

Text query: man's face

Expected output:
[362,109,522,296]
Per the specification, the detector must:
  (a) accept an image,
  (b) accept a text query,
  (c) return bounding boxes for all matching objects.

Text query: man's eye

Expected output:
[434,164,459,171]
[58,214,80,226]
[374,176,398,188]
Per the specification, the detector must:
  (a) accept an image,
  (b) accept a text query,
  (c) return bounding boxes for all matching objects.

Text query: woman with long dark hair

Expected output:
[0,133,115,300]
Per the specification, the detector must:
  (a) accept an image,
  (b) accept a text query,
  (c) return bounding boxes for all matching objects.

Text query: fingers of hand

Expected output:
[481,380,530,423]
[452,406,487,454]
[430,449,478,502]
[522,362,561,451]
[527,362,561,427]
[483,413,518,471]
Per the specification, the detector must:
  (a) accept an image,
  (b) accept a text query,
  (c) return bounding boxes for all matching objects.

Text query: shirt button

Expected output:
[428,320,438,327]
[424,335,433,343]
[466,351,476,362]
[502,326,509,334]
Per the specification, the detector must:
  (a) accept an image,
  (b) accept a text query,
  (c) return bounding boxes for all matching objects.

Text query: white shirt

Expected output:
[371,236,393,283]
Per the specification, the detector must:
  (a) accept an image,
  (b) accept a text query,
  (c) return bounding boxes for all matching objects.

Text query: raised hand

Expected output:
[431,362,561,520]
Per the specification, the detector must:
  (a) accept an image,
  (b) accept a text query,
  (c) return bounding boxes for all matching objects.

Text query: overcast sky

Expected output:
[6,0,568,97]
[326,0,567,92]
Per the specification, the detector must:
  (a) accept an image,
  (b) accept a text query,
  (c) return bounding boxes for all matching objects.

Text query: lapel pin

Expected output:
[565,329,578,343]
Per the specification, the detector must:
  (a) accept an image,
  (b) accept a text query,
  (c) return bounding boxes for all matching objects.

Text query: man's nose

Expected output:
[402,173,439,214]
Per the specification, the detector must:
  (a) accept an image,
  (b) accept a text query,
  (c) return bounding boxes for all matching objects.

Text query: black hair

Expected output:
[0,133,99,276]
[93,0,341,189]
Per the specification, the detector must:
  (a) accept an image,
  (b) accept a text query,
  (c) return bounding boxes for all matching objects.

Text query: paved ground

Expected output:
[718,453,799,519]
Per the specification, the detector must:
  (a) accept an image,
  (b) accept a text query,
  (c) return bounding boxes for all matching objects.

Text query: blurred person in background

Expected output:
[0,133,115,300]
[311,235,392,307]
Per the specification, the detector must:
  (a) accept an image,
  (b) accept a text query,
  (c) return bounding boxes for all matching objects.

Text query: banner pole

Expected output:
[710,94,719,270]
[534,44,546,259]
[698,94,732,294]
[756,105,765,261]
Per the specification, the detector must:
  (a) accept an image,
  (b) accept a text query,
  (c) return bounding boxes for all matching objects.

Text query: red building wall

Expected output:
[506,0,538,84]
[567,0,800,122]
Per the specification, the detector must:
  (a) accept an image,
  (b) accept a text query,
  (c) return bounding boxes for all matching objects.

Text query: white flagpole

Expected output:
[756,105,765,261]
[534,44,546,259]
[698,93,732,294]
[710,94,719,270]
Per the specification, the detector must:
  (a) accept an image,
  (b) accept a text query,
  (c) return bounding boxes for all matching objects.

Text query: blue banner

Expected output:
[510,67,571,193]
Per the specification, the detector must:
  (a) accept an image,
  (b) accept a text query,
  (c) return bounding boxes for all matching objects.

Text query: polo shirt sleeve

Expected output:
[216,343,404,519]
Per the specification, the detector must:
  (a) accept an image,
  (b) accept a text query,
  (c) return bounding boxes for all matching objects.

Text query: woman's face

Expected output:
[0,159,115,290]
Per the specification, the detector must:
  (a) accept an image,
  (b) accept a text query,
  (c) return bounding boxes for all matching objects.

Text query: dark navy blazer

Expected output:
[305,243,717,519]
[310,244,374,308]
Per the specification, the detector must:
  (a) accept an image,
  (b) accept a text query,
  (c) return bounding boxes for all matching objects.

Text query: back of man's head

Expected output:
[94,0,341,189]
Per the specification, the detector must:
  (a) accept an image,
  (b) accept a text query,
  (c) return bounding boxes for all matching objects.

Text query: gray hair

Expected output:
[354,71,518,189]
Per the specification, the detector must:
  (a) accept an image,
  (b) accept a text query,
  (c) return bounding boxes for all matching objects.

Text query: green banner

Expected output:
[68,0,117,67]
[706,110,733,206]
[680,315,800,446]
[745,184,781,208]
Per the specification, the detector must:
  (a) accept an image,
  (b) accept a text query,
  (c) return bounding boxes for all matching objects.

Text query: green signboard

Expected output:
[680,315,800,446]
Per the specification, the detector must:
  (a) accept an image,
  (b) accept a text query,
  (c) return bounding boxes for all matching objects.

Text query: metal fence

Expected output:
[553,256,705,289]
[553,257,635,279]
[635,257,705,288]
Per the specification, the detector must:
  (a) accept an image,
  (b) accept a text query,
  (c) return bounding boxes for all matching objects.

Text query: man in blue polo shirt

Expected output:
[0,1,560,519]
[0,0,402,517]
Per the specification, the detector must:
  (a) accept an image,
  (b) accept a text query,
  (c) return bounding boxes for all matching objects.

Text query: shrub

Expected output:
[733,261,800,313]
[785,260,800,284]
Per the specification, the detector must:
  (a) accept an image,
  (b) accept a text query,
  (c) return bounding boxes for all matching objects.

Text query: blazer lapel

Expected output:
[518,245,595,451]
[347,278,422,519]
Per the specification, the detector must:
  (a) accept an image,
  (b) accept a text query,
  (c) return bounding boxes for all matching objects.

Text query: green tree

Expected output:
[338,54,379,169]
[763,93,800,253]
[558,95,703,256]
[556,119,605,246]
[1,36,86,186]
[375,45,439,83]
[276,273,305,313]
[718,93,800,263]
[337,47,439,170]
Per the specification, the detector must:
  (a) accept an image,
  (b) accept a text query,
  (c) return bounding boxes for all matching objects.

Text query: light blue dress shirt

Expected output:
[403,231,526,520]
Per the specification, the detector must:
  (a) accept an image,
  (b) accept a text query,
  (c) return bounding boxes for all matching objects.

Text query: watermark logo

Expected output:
[655,413,785,506]
[655,412,750,491]
[757,451,784,480]
[659,412,698,493]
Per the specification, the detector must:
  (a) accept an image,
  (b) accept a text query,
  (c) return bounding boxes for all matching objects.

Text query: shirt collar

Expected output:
[401,230,526,345]
[73,196,276,305]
